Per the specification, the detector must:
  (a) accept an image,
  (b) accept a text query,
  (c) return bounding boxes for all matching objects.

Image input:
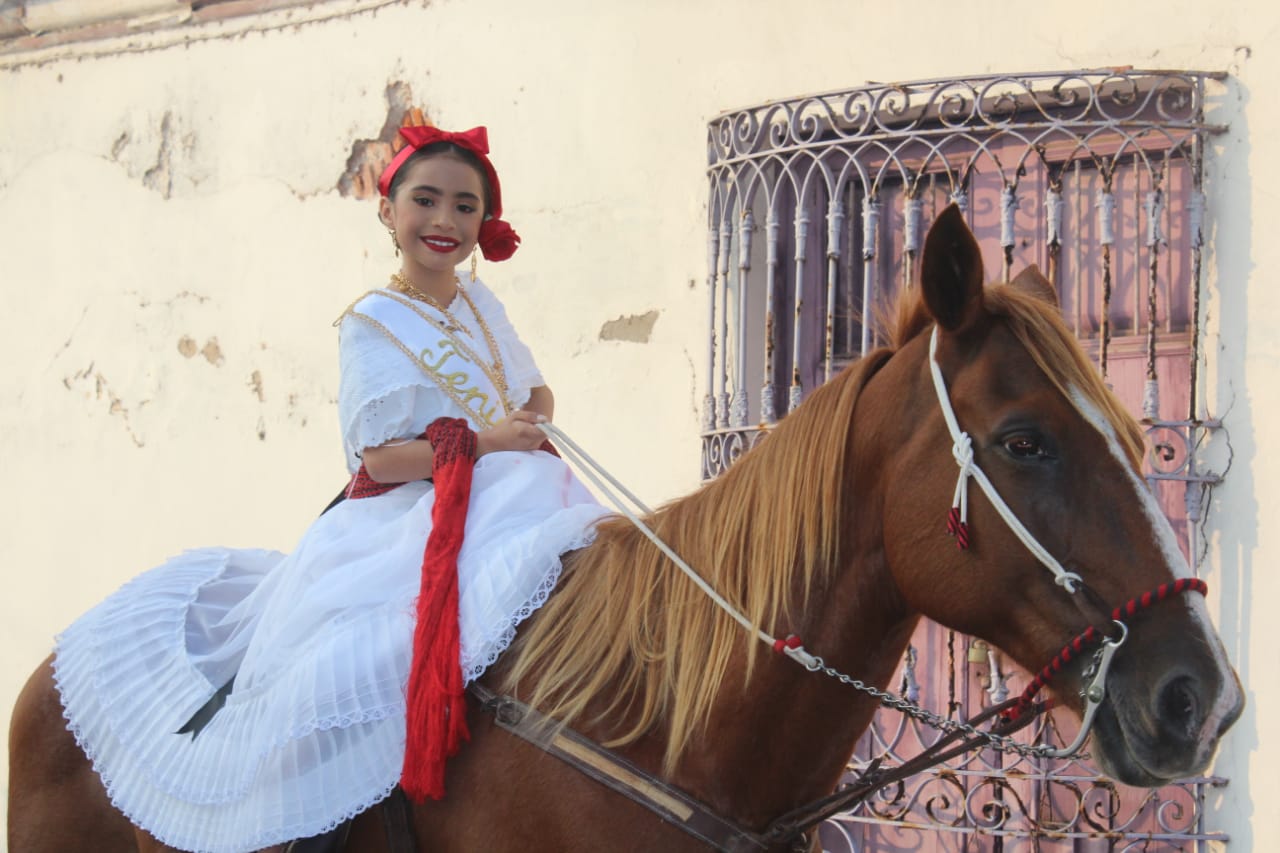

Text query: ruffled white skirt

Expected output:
[53,450,609,853]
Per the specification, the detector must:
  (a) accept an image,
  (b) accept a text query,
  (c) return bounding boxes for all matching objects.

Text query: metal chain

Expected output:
[804,652,1089,761]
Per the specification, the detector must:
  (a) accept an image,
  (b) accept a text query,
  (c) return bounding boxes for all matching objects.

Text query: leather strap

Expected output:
[379,787,417,853]
[469,683,775,852]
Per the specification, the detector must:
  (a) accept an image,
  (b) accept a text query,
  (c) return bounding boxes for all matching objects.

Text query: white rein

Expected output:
[535,420,822,671]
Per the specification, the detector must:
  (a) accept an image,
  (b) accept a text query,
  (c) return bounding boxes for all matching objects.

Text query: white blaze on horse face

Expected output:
[1069,389,1188,579]
[1069,388,1242,752]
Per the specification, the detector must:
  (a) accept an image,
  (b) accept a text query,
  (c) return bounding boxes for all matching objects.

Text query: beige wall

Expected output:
[1,0,1275,848]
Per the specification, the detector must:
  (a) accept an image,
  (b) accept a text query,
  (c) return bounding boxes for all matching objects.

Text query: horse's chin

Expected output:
[1088,702,1216,788]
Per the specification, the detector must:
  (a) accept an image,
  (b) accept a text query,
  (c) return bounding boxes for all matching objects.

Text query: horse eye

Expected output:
[1004,436,1043,458]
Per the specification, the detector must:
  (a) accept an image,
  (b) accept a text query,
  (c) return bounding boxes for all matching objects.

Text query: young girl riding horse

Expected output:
[49,122,609,852]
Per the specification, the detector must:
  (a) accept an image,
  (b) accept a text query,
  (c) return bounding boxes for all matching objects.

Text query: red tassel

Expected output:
[401,418,477,802]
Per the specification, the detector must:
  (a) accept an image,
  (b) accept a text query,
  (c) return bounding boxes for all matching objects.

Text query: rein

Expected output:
[526,325,1205,848]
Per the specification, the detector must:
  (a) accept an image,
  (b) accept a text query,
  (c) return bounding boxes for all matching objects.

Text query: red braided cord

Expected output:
[772,634,804,654]
[946,507,971,550]
[1002,578,1207,721]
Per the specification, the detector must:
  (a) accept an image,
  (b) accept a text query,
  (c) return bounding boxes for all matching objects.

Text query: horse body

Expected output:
[9,207,1242,851]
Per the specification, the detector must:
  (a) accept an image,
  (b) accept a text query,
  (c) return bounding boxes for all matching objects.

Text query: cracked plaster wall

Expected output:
[0,1,1278,849]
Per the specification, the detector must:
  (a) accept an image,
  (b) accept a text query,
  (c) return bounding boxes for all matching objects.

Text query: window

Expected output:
[703,70,1228,849]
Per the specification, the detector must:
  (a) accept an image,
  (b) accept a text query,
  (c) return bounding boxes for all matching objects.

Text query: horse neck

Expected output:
[669,344,929,828]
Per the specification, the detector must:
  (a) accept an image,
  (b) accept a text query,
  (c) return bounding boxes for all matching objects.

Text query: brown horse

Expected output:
[9,206,1242,852]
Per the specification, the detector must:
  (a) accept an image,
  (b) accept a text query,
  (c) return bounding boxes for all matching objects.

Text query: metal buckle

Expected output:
[1041,620,1128,758]
[494,698,525,727]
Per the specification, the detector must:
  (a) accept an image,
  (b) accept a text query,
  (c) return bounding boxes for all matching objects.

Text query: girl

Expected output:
[51,123,609,852]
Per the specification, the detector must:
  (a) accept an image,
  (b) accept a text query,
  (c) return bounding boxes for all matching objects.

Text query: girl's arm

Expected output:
[525,385,554,421]
[362,407,551,483]
[361,438,435,484]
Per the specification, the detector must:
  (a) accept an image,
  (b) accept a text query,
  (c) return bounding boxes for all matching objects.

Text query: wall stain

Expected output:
[62,362,145,447]
[139,290,210,309]
[142,111,175,199]
[110,130,130,161]
[287,392,307,428]
[201,338,223,365]
[599,311,659,344]
[248,370,265,402]
[178,336,224,365]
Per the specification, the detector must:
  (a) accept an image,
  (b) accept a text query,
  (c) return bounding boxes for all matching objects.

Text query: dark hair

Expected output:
[386,142,493,215]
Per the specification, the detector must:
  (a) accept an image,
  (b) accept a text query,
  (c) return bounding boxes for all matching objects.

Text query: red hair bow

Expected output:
[396,125,489,157]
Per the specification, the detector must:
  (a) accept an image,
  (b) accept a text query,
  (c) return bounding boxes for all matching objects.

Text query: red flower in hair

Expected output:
[478,218,521,261]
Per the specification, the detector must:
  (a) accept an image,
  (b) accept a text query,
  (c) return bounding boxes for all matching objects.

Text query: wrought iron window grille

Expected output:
[702,69,1230,851]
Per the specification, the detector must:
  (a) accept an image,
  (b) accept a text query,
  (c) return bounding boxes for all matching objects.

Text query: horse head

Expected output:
[865,204,1243,786]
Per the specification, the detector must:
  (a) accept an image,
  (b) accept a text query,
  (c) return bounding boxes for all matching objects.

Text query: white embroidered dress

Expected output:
[53,276,609,853]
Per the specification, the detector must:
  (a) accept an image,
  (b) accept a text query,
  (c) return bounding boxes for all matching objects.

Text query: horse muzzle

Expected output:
[1090,660,1244,787]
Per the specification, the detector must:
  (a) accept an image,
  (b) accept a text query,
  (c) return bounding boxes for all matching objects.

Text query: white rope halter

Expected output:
[927,326,1084,593]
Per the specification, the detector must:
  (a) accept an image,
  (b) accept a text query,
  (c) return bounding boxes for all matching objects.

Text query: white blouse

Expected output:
[336,276,545,473]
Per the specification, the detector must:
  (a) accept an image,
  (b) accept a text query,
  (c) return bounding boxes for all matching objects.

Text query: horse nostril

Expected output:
[1157,675,1201,738]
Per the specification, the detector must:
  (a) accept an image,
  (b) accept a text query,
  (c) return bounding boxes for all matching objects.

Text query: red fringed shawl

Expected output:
[346,416,477,801]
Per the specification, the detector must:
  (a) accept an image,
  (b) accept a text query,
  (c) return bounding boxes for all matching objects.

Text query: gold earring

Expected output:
[389,229,401,257]
[470,247,479,281]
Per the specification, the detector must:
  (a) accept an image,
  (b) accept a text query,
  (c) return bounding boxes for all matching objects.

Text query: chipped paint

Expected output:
[336,81,420,199]
[599,311,659,344]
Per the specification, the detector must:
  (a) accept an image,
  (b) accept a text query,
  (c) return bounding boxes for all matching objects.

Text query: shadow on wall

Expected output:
[1202,63,1256,850]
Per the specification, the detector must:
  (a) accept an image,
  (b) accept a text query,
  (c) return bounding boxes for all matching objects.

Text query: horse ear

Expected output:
[1009,264,1060,307]
[920,204,985,332]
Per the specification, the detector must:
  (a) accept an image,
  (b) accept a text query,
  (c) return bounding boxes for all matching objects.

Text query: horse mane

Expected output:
[503,277,1145,774]
[502,350,891,772]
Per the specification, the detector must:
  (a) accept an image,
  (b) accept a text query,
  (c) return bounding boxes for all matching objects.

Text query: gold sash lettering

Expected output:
[419,340,499,425]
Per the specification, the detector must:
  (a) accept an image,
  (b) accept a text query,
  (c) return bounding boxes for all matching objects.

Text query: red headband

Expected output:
[378,125,520,262]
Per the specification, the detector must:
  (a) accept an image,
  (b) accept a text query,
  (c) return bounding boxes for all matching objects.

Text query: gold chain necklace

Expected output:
[390,272,468,333]
[384,274,512,406]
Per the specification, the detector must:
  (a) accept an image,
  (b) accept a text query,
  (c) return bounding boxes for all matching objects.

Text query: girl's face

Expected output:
[380,154,486,283]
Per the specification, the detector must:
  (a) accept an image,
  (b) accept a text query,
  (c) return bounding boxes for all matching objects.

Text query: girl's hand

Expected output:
[477,410,549,456]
